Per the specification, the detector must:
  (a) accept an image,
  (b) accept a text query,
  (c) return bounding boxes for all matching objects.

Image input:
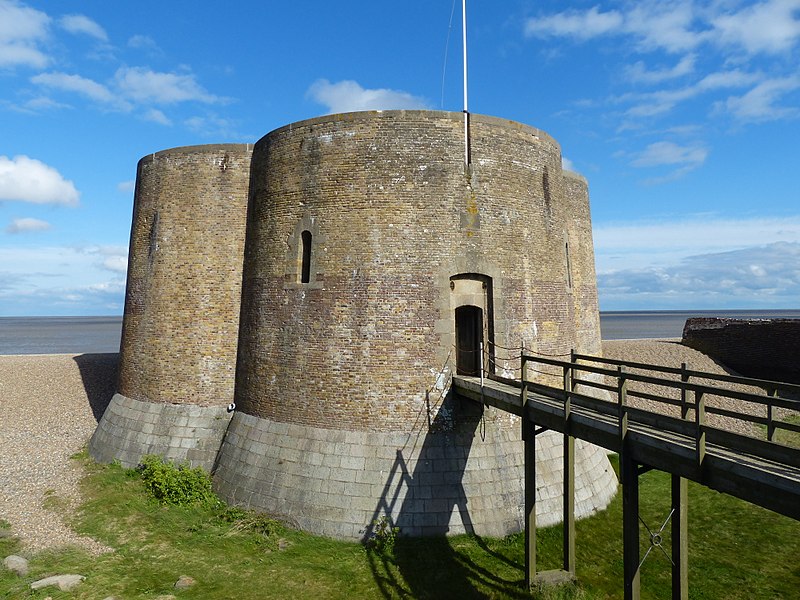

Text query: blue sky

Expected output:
[1,0,799,316]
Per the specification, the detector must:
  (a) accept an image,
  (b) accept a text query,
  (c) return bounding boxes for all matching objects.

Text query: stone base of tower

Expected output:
[212,408,617,540]
[88,393,231,471]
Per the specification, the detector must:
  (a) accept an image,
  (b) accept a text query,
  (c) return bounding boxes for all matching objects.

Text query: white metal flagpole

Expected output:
[462,0,470,166]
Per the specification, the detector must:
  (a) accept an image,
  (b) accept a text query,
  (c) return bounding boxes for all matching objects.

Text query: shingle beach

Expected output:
[0,353,116,553]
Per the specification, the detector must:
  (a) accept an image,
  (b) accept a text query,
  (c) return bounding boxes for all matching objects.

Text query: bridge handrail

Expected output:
[513,376,800,468]
[573,352,800,395]
[518,352,800,443]
[572,374,800,433]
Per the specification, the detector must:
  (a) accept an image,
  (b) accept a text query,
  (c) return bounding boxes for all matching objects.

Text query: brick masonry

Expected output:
[90,111,618,539]
[119,144,252,408]
[238,111,602,428]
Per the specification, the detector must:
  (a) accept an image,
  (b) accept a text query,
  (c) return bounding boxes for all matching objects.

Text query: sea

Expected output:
[1,310,800,355]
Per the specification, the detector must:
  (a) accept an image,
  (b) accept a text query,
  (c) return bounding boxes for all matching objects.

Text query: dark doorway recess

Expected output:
[456,305,483,376]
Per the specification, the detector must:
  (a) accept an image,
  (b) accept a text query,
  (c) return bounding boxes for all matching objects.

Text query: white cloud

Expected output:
[594,215,800,270]
[184,114,240,138]
[720,75,800,122]
[31,67,221,112]
[525,1,800,57]
[525,1,704,53]
[59,14,107,42]
[114,66,220,104]
[562,156,575,172]
[631,141,708,169]
[525,6,624,41]
[594,215,800,309]
[0,245,127,315]
[31,71,126,108]
[598,241,800,309]
[22,96,70,111]
[5,217,51,233]
[0,155,79,205]
[625,55,696,84]
[117,180,135,193]
[142,108,171,125]
[127,34,161,55]
[712,0,800,55]
[622,69,760,118]
[623,0,704,54]
[0,0,50,68]
[76,245,128,274]
[307,79,429,114]
[101,255,128,273]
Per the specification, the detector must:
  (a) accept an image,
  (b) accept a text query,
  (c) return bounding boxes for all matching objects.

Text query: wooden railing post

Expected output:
[680,362,689,420]
[695,390,705,466]
[618,366,628,447]
[479,341,484,386]
[767,387,777,441]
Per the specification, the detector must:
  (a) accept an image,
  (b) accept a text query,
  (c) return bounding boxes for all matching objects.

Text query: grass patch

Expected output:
[1,454,798,599]
[772,414,800,448]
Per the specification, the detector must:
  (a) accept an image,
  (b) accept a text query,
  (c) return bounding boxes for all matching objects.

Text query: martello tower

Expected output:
[90,110,617,539]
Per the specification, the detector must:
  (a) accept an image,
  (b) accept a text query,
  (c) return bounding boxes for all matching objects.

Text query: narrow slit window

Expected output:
[300,230,312,283]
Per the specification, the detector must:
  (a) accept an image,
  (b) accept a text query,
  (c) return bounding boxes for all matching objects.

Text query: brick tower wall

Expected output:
[213,112,617,538]
[89,144,252,469]
[234,111,597,428]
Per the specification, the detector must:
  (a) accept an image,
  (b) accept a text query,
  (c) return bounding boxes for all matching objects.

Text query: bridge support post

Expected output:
[522,357,537,589]
[622,451,641,600]
[563,355,575,575]
[671,475,688,599]
[524,421,536,589]
[563,432,575,575]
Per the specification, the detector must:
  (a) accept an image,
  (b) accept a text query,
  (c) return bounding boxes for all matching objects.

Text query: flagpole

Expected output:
[462,0,470,166]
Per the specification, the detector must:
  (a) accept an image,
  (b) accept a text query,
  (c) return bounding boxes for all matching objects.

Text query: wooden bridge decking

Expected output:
[451,352,800,599]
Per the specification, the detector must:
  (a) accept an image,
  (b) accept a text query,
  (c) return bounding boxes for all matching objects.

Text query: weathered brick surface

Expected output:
[119,144,252,408]
[237,111,600,431]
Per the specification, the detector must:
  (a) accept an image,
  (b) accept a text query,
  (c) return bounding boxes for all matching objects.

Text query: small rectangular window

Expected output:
[300,230,312,283]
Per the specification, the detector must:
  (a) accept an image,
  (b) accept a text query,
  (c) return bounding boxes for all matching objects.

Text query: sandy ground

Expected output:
[0,342,794,552]
[0,353,117,553]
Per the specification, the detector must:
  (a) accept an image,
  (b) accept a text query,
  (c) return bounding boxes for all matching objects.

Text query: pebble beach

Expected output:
[0,341,790,552]
[0,353,116,554]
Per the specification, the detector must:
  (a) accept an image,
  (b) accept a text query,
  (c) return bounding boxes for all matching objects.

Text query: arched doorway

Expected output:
[455,305,483,376]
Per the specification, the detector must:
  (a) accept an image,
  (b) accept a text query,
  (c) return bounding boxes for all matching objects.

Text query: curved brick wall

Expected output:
[90,144,252,469]
[119,144,252,407]
[235,111,595,426]
[563,171,603,356]
[215,111,617,538]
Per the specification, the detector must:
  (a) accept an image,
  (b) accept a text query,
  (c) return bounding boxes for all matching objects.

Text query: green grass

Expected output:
[772,414,800,448]
[1,454,798,599]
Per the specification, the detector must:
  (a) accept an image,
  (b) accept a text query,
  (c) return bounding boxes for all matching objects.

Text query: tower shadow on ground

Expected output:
[73,353,118,422]
[362,392,528,598]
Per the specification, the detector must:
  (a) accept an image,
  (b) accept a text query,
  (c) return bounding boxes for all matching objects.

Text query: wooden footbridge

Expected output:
[452,351,800,599]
